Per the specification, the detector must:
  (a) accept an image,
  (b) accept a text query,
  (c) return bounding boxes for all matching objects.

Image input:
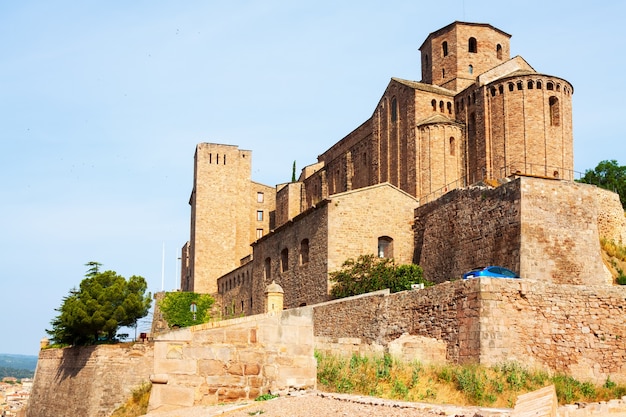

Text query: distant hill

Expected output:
[0,354,37,379]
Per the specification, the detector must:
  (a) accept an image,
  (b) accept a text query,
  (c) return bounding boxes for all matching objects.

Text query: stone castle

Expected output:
[26,22,626,416]
[179,21,614,316]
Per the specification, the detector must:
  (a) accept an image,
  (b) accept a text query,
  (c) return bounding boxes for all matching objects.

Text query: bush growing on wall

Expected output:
[330,254,431,299]
[158,291,215,328]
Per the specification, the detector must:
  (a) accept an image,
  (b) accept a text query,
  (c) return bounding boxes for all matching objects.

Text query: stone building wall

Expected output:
[26,344,154,417]
[249,202,330,314]
[326,184,418,273]
[189,143,253,294]
[147,309,316,411]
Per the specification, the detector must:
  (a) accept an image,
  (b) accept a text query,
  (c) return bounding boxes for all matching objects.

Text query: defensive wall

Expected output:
[26,343,153,417]
[415,176,621,285]
[27,274,626,415]
[311,278,626,384]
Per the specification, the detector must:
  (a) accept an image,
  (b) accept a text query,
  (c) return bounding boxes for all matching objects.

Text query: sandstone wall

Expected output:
[313,281,482,364]
[519,178,610,285]
[312,278,626,383]
[26,343,154,417]
[478,278,626,384]
[414,177,617,286]
[148,309,316,412]
[414,181,522,283]
[590,185,626,244]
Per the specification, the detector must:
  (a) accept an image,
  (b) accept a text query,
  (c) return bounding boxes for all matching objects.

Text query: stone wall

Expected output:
[414,181,522,283]
[148,309,316,412]
[311,278,626,383]
[26,343,154,417]
[414,177,618,285]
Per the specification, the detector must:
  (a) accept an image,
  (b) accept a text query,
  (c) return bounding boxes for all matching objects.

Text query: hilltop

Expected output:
[0,353,37,379]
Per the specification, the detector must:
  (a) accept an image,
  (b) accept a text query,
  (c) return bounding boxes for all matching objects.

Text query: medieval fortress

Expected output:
[26,22,626,416]
[180,21,622,311]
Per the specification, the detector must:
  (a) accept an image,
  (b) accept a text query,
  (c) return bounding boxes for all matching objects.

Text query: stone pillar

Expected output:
[265,281,284,313]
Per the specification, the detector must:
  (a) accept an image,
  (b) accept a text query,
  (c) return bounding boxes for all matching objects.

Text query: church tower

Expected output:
[419,22,511,92]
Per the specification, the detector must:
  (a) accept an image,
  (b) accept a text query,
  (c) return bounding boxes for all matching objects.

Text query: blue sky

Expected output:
[1,1,625,355]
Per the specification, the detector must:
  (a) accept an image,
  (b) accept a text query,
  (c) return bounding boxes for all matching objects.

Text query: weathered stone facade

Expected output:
[218,183,419,316]
[311,279,626,384]
[184,143,276,294]
[414,176,615,285]
[184,21,579,298]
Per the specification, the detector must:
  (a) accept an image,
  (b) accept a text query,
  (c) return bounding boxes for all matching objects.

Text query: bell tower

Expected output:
[419,22,511,92]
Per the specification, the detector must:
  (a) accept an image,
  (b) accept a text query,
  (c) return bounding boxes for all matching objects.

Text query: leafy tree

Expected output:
[47,264,152,346]
[329,254,431,299]
[578,160,626,207]
[158,291,215,328]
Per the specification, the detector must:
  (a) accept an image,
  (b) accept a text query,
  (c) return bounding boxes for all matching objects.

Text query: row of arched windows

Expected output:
[440,39,503,58]
[431,99,453,114]
[220,269,251,293]
[488,80,570,97]
[264,239,310,280]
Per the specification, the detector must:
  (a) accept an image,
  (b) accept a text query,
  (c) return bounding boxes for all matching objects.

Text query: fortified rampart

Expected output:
[26,343,153,417]
[414,176,616,285]
[312,278,626,384]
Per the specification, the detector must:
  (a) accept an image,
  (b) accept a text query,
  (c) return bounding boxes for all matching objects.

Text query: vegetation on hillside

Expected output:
[330,255,432,299]
[315,351,626,408]
[577,159,626,207]
[157,291,215,328]
[0,367,34,379]
[46,262,152,346]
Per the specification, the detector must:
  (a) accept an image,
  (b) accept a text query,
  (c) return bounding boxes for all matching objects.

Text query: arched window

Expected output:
[547,82,554,90]
[468,64,473,74]
[536,81,542,89]
[490,87,496,97]
[439,101,444,112]
[496,44,502,60]
[446,102,452,114]
[264,257,271,280]
[280,249,289,272]
[442,68,445,78]
[378,236,394,258]
[517,81,523,91]
[468,37,477,53]
[431,99,437,111]
[391,97,398,122]
[549,96,560,126]
[449,137,455,156]
[442,41,448,56]
[508,82,514,92]
[300,239,309,265]
[498,85,504,94]
[527,80,534,89]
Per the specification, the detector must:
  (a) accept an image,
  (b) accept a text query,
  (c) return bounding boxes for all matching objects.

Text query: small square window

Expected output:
[256,210,263,221]
[257,192,264,203]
